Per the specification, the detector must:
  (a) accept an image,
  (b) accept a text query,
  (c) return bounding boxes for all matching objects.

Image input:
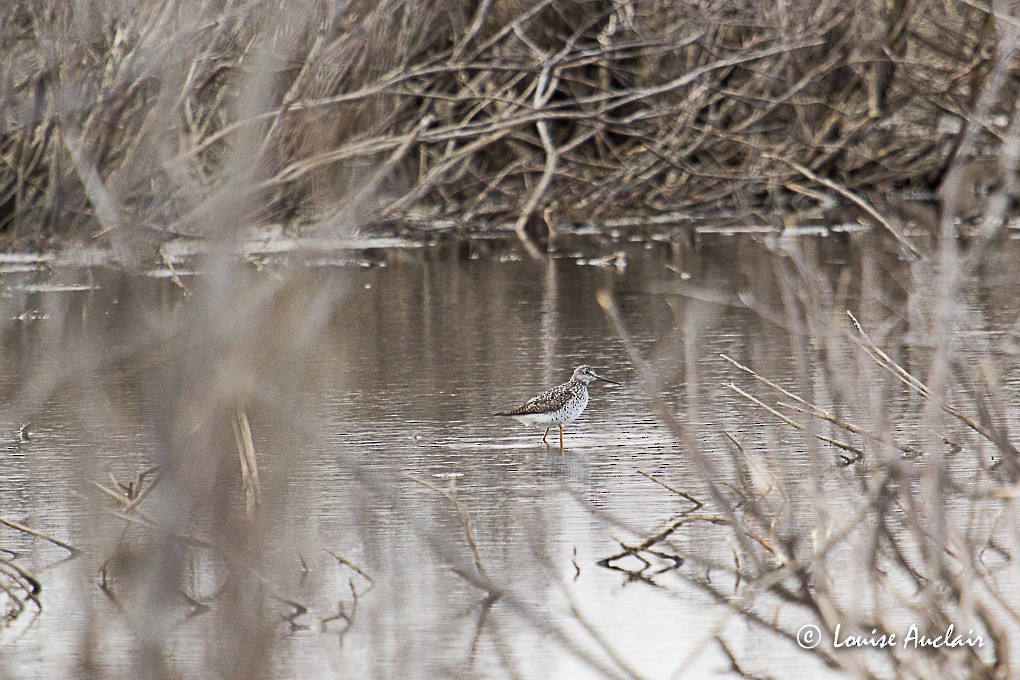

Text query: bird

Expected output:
[494,364,620,449]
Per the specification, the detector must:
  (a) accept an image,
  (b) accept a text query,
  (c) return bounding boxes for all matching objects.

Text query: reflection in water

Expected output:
[542,257,558,388]
[0,233,1018,678]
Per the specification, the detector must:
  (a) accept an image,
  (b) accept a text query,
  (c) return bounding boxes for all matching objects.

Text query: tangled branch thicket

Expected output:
[0,0,1011,245]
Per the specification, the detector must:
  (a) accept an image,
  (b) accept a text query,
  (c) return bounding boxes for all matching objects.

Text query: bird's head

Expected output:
[572,365,620,385]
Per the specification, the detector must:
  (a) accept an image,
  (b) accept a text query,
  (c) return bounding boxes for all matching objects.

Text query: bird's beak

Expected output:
[594,373,621,385]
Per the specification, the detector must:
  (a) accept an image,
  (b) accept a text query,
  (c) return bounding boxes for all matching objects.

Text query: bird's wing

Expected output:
[496,383,573,416]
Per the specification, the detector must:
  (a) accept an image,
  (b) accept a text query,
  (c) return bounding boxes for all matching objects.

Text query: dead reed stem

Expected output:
[232,409,262,517]
[409,474,490,584]
[847,311,1018,460]
[0,517,80,556]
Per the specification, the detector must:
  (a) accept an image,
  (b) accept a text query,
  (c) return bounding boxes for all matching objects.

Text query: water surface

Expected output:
[1,232,1017,678]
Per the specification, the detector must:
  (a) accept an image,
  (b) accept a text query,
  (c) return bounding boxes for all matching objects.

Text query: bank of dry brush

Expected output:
[0,0,1015,247]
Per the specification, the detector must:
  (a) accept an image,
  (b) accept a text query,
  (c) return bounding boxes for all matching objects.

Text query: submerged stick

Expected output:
[0,517,80,556]
[409,475,491,585]
[325,549,374,584]
[636,470,704,510]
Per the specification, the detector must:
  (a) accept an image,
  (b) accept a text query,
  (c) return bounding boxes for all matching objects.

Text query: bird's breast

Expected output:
[559,388,589,423]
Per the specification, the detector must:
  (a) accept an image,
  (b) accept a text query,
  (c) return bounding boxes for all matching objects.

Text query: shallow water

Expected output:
[1,232,1019,678]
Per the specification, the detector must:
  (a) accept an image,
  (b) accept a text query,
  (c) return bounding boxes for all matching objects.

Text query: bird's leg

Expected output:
[559,426,564,450]
[542,428,549,443]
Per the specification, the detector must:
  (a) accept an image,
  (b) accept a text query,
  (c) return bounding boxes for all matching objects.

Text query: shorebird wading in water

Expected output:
[495,365,620,449]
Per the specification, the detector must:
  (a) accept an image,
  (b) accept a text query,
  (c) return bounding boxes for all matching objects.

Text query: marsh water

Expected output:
[2,230,1019,679]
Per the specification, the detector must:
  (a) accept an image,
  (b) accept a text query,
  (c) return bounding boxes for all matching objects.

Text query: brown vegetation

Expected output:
[0,0,1015,249]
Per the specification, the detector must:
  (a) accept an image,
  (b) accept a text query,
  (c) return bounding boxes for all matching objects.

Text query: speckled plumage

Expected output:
[495,365,620,448]
[495,381,586,422]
